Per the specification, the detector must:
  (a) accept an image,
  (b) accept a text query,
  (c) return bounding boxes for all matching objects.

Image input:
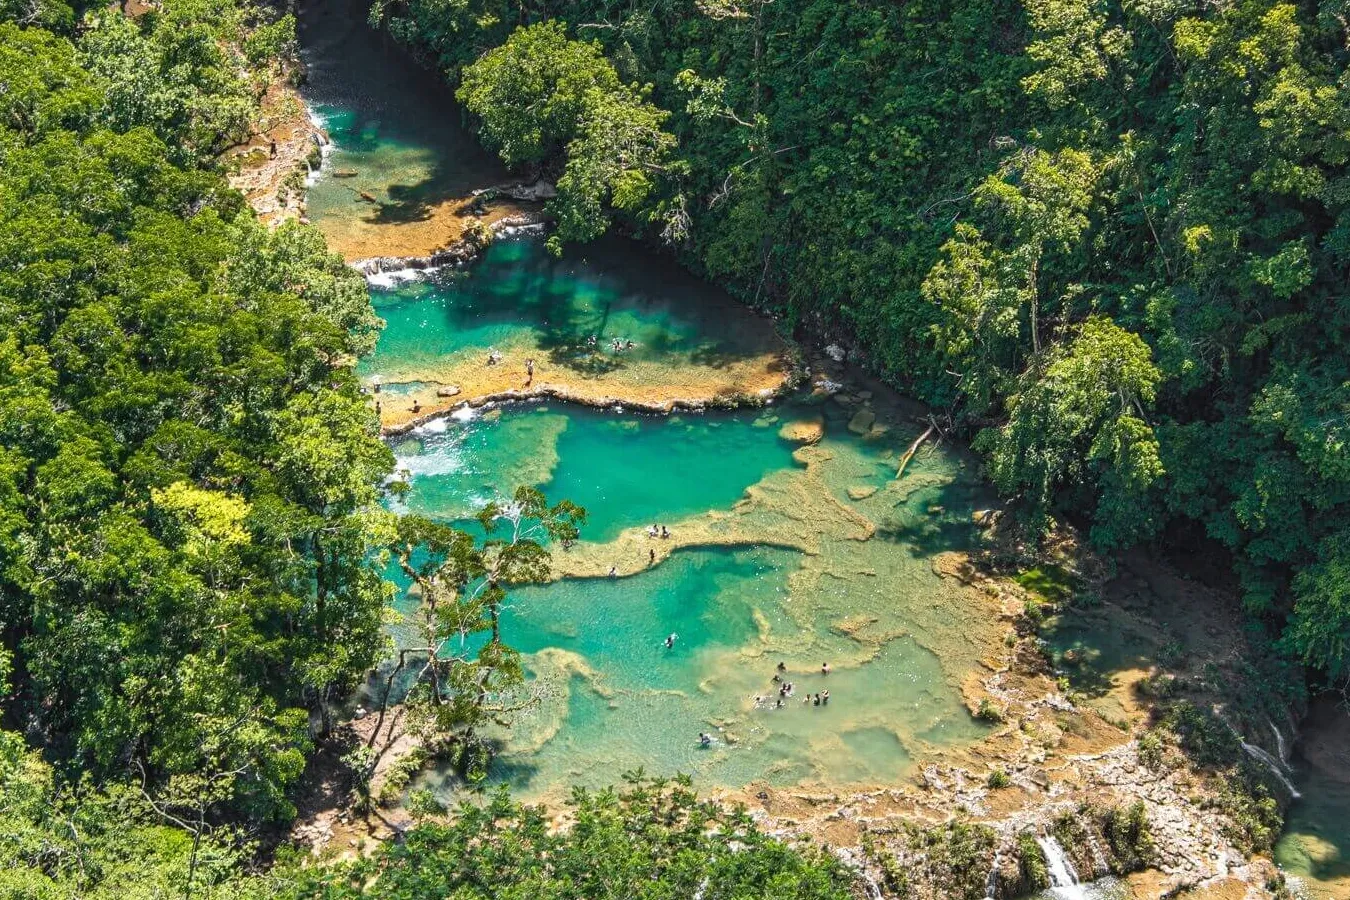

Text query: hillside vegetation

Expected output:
[373,0,1350,684]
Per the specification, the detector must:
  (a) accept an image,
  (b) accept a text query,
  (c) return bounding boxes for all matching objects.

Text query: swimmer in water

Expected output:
[665,633,677,649]
[608,565,618,578]
[699,732,711,746]
[822,662,831,676]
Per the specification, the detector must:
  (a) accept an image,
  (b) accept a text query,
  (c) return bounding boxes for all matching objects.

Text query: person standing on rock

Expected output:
[525,358,534,386]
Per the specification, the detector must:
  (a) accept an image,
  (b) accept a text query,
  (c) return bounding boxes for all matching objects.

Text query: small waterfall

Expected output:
[983,849,1000,900]
[1240,740,1302,799]
[1036,835,1087,900]
[1267,717,1290,764]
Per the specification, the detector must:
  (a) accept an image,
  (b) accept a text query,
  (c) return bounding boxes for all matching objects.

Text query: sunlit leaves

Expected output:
[458,22,676,252]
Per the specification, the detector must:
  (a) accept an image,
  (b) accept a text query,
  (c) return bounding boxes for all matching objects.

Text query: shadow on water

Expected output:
[296,0,507,222]
[1275,696,1350,898]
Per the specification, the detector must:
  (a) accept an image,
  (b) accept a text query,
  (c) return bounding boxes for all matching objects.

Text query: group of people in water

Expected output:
[585,334,636,353]
[750,661,832,712]
[698,662,835,744]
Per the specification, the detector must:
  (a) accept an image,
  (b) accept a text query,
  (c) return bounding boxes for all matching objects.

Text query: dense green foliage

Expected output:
[377,0,1350,680]
[383,488,584,774]
[0,0,389,833]
[283,776,854,900]
[456,22,678,251]
[0,728,269,899]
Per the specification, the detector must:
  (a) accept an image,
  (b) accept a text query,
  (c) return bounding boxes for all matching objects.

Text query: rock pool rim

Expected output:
[379,370,808,437]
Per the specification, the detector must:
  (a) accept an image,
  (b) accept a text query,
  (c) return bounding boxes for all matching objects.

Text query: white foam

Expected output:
[393,444,464,480]
[450,406,478,423]
[303,106,334,188]
[1037,835,1087,900]
[413,417,449,435]
[366,267,431,289]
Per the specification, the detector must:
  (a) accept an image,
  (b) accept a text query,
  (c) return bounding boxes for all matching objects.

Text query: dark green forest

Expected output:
[376,0,1350,685]
[0,0,1347,894]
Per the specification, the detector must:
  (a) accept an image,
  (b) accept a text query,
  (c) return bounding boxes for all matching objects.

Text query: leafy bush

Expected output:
[281,776,856,899]
[976,699,1005,723]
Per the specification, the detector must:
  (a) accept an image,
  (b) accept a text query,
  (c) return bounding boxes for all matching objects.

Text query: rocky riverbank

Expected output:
[708,528,1303,899]
[224,75,327,225]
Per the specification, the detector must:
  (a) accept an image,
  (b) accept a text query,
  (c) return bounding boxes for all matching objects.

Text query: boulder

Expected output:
[847,485,878,501]
[436,385,462,398]
[779,416,824,444]
[847,408,877,434]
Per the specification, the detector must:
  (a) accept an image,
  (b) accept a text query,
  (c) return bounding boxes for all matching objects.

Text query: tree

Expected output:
[381,487,584,775]
[977,316,1162,544]
[0,14,392,824]
[458,22,677,251]
[278,775,855,900]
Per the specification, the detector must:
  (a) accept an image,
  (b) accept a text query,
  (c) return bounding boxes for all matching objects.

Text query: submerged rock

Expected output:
[847,408,877,434]
[847,485,878,501]
[778,416,824,444]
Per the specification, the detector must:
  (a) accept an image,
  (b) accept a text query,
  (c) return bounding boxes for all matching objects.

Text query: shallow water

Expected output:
[296,0,506,258]
[389,390,998,799]
[299,0,994,802]
[359,237,789,428]
[1275,764,1350,899]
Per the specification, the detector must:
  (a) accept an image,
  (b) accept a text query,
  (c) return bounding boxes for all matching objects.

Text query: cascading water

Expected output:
[1036,836,1088,900]
[1240,739,1302,799]
[982,849,1000,900]
[1267,717,1289,764]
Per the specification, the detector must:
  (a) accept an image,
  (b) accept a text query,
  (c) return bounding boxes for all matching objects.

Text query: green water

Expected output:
[296,0,505,250]
[298,0,995,802]
[358,235,780,392]
[389,404,798,541]
[388,394,996,798]
[1275,762,1350,899]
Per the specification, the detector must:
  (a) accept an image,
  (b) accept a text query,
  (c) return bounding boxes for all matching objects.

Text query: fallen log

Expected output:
[894,422,937,480]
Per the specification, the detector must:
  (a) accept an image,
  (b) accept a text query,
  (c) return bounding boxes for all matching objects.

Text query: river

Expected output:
[294,0,1349,895]
[297,0,999,801]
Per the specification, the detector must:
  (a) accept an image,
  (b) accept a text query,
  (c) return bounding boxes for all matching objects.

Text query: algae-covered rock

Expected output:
[847,408,877,434]
[778,416,824,444]
[847,485,878,501]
